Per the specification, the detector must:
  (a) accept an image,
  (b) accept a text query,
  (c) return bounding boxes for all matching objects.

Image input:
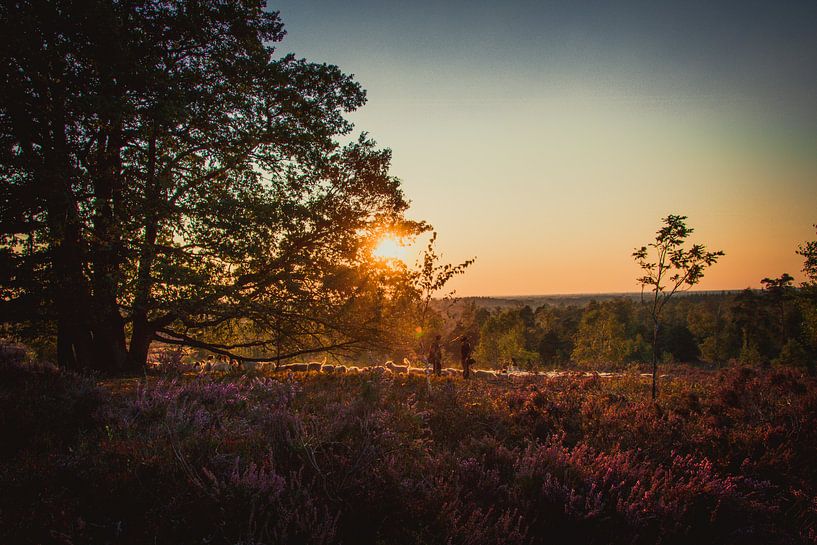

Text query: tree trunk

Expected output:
[51,227,98,370]
[91,313,128,372]
[651,321,659,400]
[126,126,160,372]
[44,81,98,371]
[50,194,94,370]
[56,305,94,371]
[88,103,130,373]
[128,317,153,370]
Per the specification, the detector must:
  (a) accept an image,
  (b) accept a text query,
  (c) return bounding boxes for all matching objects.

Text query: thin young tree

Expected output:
[633,215,724,399]
[413,232,475,332]
[405,231,475,368]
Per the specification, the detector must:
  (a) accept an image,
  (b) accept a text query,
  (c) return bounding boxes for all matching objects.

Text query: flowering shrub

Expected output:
[1,363,816,544]
[512,437,777,543]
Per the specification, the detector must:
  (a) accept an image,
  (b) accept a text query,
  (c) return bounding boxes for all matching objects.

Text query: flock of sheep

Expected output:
[189,355,651,380]
[192,355,509,379]
[276,359,487,377]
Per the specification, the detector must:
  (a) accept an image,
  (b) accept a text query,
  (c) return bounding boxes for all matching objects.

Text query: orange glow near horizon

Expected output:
[274,2,817,298]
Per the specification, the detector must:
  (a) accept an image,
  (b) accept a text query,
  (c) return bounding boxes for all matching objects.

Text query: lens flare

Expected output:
[373,235,410,263]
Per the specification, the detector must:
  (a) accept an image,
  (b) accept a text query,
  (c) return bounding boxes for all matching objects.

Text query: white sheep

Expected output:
[208,361,230,373]
[385,361,408,374]
[198,355,216,372]
[241,361,263,372]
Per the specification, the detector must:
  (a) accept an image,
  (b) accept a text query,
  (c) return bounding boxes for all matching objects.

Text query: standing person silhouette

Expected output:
[428,334,442,377]
[460,335,472,379]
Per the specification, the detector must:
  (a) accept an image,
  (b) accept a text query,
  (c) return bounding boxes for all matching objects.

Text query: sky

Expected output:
[272,0,817,296]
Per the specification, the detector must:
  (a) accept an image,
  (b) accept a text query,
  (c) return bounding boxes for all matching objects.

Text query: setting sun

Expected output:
[373,236,411,263]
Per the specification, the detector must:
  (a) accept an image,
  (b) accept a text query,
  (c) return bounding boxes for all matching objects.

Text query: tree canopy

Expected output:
[0,0,424,372]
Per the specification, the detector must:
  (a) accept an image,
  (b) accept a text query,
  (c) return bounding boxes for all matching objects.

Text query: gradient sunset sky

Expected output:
[274,0,817,296]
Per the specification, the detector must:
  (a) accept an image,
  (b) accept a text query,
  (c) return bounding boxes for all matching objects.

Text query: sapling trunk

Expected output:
[652,322,659,400]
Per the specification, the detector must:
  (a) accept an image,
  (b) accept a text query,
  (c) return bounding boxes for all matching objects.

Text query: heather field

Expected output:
[2,362,816,545]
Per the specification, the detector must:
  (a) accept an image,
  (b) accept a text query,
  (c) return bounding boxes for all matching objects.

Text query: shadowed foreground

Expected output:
[1,362,816,544]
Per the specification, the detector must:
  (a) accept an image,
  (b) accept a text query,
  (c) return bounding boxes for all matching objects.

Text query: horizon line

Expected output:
[454,288,761,299]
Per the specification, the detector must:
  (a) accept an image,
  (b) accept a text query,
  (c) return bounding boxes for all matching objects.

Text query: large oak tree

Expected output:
[1,0,423,372]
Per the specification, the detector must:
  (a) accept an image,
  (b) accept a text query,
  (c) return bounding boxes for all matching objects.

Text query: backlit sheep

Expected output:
[210,360,232,373]
[241,361,262,372]
[198,355,216,372]
[385,360,408,374]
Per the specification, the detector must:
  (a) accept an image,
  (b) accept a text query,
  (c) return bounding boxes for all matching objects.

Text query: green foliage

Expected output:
[797,224,817,285]
[633,214,725,318]
[532,305,581,365]
[774,339,810,369]
[0,1,425,371]
[571,300,650,367]
[800,300,817,356]
[474,309,538,368]
[795,227,817,370]
[412,232,475,343]
[739,338,766,367]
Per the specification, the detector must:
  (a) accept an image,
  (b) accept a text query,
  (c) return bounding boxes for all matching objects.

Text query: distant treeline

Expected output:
[437,285,816,371]
[458,290,744,310]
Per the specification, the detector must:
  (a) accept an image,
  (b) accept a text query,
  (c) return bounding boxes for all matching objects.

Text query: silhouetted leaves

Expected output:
[0,1,424,371]
[634,215,724,397]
